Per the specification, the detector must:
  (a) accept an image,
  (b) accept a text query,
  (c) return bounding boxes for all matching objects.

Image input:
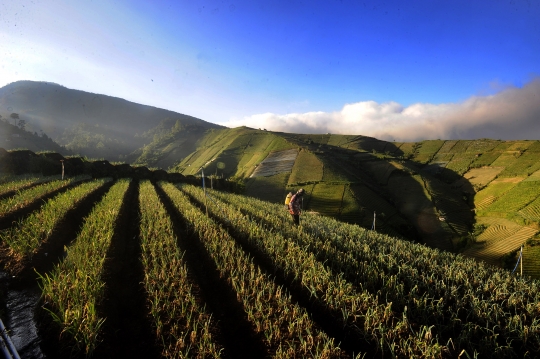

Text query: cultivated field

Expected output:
[1,176,540,358]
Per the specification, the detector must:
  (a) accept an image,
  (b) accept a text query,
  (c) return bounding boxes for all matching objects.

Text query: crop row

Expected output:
[0,177,110,258]
[482,182,540,214]
[159,182,344,358]
[0,175,89,217]
[182,184,444,358]
[518,197,540,222]
[203,186,540,357]
[0,174,59,197]
[138,180,222,358]
[39,179,130,355]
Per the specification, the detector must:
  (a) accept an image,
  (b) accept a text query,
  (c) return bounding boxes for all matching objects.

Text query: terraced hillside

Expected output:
[168,130,540,275]
[2,176,540,358]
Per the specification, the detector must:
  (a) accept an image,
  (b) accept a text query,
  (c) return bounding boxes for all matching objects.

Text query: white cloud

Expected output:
[225,78,540,141]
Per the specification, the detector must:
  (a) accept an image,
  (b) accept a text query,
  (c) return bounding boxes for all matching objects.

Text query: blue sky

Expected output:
[1,0,539,140]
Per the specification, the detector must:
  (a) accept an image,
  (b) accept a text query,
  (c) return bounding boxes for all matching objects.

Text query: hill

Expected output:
[161,128,540,274]
[0,81,223,161]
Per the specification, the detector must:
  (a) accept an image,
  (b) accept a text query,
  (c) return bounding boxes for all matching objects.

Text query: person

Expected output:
[288,188,305,225]
[284,192,293,210]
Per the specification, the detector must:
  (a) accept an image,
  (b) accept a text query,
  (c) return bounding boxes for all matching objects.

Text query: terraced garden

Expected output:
[1,175,540,358]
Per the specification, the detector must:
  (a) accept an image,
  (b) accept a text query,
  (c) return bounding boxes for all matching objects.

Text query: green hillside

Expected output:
[163,130,540,276]
[0,81,222,161]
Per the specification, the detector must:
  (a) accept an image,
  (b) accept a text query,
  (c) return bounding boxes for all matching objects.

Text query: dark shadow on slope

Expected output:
[154,183,268,359]
[95,180,161,358]
[281,134,476,253]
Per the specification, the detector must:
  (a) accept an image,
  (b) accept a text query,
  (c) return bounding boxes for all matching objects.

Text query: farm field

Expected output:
[0,176,539,358]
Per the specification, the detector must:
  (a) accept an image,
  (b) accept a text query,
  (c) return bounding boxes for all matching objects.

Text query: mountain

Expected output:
[0,81,223,161]
[163,127,540,275]
[1,81,538,275]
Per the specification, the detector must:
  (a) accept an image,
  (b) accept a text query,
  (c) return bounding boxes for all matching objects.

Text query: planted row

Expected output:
[181,185,442,358]
[138,180,222,358]
[160,182,343,358]
[0,177,111,258]
[0,175,89,217]
[208,187,540,357]
[0,174,59,197]
[39,179,130,355]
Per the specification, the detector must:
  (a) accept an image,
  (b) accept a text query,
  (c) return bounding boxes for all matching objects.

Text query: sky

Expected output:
[1,0,539,141]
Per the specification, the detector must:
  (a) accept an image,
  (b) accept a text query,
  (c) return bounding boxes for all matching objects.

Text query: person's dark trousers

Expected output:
[292,214,300,225]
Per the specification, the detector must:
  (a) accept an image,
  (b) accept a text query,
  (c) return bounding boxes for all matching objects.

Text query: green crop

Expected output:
[0,177,109,258]
[138,180,222,358]
[38,179,130,356]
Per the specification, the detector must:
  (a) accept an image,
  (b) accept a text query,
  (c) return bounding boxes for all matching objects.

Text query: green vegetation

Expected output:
[39,179,129,355]
[0,178,110,257]
[190,185,540,357]
[139,181,222,358]
[0,175,88,217]
[162,182,343,358]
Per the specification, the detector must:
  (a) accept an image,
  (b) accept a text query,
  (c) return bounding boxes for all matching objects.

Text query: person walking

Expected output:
[288,188,305,225]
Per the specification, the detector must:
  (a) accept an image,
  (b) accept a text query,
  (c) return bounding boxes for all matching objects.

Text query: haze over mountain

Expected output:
[0,81,223,161]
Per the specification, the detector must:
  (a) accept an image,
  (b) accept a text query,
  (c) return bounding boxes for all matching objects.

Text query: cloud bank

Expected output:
[225,78,540,141]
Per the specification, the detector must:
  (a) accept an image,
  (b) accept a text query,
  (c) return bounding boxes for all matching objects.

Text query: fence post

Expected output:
[521,245,523,277]
[201,168,208,216]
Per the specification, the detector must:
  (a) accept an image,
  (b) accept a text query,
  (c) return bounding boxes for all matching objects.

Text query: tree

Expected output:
[10,113,19,125]
[17,119,26,131]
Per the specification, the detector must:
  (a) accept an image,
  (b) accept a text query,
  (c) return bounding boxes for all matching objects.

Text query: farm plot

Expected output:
[519,196,540,222]
[0,177,110,259]
[181,185,443,358]
[436,140,458,154]
[308,183,345,217]
[470,151,503,167]
[361,160,398,185]
[287,150,323,185]
[498,151,540,177]
[444,153,478,175]
[0,174,59,197]
[473,179,521,210]
[200,186,540,358]
[447,140,471,153]
[250,149,298,178]
[245,172,290,203]
[387,173,453,250]
[523,244,540,279]
[162,183,344,358]
[463,226,537,265]
[480,181,540,215]
[39,179,130,356]
[413,140,444,163]
[0,175,88,217]
[395,142,415,157]
[138,181,222,358]
[524,168,540,182]
[423,176,473,235]
[465,140,500,153]
[463,167,504,189]
[490,151,521,167]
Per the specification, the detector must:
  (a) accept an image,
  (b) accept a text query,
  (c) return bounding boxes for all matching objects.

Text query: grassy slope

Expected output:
[164,129,540,275]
